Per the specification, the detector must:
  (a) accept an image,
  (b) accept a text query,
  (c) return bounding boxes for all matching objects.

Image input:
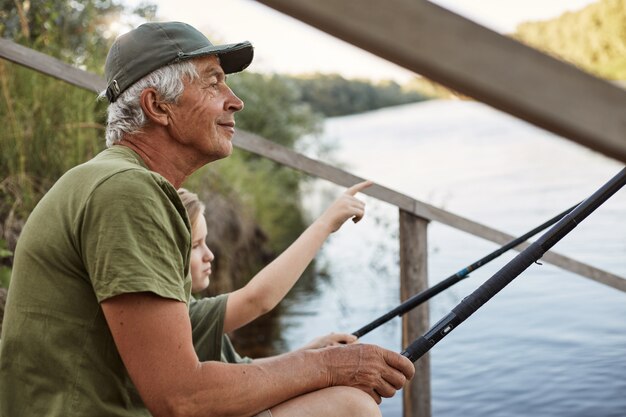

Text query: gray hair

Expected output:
[99,60,199,147]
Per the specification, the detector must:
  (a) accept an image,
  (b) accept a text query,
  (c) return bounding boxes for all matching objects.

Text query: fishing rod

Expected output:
[352,202,579,338]
[402,167,626,362]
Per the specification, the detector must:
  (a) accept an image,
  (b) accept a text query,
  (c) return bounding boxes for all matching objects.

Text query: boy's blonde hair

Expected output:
[178,188,206,228]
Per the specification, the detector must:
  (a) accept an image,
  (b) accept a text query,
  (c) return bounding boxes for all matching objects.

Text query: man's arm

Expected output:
[223,181,372,333]
[102,291,414,417]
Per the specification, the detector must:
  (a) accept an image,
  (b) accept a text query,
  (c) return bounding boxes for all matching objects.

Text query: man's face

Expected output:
[166,55,244,161]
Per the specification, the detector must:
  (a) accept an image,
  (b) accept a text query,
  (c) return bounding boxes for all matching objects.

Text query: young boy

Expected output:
[180,181,372,363]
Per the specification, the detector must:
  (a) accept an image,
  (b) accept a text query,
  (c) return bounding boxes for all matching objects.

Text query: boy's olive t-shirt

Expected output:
[189,295,251,364]
[0,146,192,417]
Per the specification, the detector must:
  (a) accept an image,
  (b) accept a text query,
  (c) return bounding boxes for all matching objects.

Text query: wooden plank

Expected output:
[234,130,626,293]
[400,211,431,417]
[0,38,105,92]
[255,0,626,163]
[233,130,417,211]
[0,39,622,292]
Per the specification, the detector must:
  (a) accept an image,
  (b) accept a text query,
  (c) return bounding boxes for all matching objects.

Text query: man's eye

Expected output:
[201,82,219,92]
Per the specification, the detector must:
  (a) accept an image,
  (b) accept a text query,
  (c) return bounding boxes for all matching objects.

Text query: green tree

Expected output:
[0,0,159,70]
[0,1,155,287]
[514,0,626,80]
[287,73,427,117]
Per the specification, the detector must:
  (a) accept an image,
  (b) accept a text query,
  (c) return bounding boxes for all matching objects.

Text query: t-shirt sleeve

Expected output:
[80,169,191,303]
[221,335,253,364]
[188,295,229,362]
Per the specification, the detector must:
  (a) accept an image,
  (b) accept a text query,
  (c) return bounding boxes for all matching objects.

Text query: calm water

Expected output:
[283,100,626,416]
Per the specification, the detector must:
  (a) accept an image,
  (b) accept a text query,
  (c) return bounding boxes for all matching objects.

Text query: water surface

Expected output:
[284,100,626,416]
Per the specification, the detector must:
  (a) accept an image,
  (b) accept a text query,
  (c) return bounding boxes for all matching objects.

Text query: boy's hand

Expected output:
[318,180,373,233]
[299,332,358,350]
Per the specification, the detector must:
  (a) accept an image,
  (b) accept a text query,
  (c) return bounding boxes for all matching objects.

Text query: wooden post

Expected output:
[399,209,431,417]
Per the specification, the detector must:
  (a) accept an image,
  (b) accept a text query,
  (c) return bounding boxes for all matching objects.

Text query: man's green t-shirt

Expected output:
[0,146,192,417]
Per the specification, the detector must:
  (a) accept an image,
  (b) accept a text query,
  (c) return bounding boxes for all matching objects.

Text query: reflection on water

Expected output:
[238,100,626,417]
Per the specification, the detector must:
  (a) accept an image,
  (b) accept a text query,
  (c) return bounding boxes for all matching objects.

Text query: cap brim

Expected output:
[183,41,254,74]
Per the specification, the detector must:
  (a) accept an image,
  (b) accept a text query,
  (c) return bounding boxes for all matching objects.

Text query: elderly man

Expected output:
[0,22,414,417]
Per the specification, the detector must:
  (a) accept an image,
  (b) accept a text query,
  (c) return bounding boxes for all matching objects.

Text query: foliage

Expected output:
[0,62,106,216]
[3,0,113,70]
[287,73,428,117]
[225,72,322,252]
[404,76,465,100]
[513,0,626,80]
[229,72,322,148]
[0,1,137,246]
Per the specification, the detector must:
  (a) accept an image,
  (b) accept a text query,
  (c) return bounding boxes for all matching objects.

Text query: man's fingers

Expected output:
[384,350,416,381]
[368,389,382,404]
[375,378,398,398]
[381,367,408,390]
[345,180,373,197]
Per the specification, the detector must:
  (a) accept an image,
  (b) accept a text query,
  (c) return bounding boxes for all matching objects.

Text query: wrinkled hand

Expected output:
[299,332,358,350]
[321,343,415,404]
[317,180,373,233]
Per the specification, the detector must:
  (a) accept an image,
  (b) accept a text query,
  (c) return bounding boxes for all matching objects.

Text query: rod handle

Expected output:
[401,337,431,362]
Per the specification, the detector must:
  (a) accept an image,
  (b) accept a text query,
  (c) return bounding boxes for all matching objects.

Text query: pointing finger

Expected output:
[345,180,373,197]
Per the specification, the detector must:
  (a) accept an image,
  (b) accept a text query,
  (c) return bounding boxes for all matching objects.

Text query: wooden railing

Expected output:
[2,39,625,417]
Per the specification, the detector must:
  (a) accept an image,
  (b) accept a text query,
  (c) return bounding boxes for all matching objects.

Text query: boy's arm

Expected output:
[223,181,372,333]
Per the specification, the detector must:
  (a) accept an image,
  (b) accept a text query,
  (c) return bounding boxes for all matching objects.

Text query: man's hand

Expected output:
[321,343,415,404]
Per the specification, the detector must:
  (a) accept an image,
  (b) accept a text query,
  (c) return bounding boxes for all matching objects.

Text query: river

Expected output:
[279,99,626,416]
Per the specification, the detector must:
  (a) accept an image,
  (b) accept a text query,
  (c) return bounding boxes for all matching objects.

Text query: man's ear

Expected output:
[139,88,170,127]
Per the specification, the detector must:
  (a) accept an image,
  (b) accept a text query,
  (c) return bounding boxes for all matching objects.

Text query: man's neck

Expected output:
[118,133,196,188]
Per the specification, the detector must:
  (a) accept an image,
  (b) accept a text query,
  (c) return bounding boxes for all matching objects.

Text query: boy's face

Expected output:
[190,213,214,293]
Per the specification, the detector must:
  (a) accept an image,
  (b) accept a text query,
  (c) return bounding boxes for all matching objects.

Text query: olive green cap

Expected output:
[104,21,253,102]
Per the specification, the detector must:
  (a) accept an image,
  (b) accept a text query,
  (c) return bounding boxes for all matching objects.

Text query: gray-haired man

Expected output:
[0,21,414,417]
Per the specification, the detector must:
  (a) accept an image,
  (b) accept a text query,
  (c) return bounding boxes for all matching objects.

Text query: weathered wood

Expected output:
[233,130,418,211]
[235,130,626,294]
[400,211,431,417]
[1,39,623,293]
[0,38,105,92]
[256,0,626,164]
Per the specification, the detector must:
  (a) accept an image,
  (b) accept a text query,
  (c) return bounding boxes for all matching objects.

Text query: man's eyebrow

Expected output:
[202,67,225,78]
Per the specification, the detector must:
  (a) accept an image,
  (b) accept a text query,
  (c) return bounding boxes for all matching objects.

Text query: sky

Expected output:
[124,0,598,82]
